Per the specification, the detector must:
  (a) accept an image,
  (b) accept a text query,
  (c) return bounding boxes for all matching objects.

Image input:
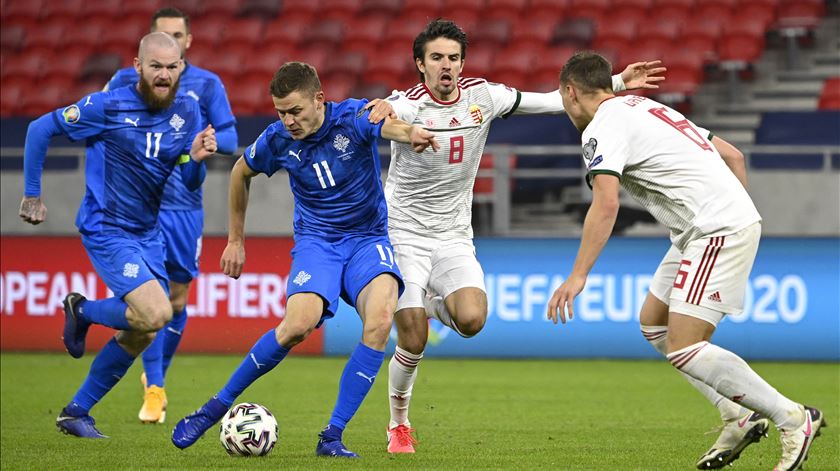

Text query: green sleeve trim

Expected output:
[178,154,191,165]
[501,90,521,119]
[585,170,622,189]
[707,131,714,140]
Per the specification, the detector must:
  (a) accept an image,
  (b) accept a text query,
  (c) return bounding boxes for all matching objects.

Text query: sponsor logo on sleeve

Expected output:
[62,105,80,124]
[582,137,597,163]
[588,155,603,169]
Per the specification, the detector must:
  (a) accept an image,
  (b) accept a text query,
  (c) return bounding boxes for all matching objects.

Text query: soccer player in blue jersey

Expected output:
[104,7,238,424]
[19,32,218,438]
[171,62,439,458]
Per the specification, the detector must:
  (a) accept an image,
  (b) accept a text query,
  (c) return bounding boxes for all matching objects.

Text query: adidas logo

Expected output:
[449,117,461,127]
[707,291,722,302]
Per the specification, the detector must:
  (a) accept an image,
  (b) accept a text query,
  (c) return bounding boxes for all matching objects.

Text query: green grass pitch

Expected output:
[1,353,837,470]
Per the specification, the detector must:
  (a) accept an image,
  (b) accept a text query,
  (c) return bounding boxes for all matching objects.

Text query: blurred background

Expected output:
[1,0,838,359]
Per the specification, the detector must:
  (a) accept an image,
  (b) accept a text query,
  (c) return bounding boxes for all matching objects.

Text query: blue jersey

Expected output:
[107,63,236,211]
[244,99,388,240]
[53,86,201,237]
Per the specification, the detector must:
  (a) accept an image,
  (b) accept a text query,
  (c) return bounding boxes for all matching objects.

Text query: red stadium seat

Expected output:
[533,45,576,77]
[595,16,639,44]
[244,43,295,76]
[101,22,147,51]
[566,0,609,21]
[277,0,321,16]
[445,0,486,17]
[365,47,415,87]
[21,84,66,116]
[509,16,561,50]
[169,0,204,17]
[206,46,246,76]
[79,0,122,20]
[238,0,282,18]
[653,0,693,10]
[41,0,84,20]
[321,75,357,102]
[527,0,568,20]
[122,0,162,17]
[294,46,331,72]
[0,78,29,116]
[0,25,26,53]
[263,16,310,48]
[718,35,765,64]
[401,0,444,20]
[385,17,430,45]
[341,17,389,53]
[220,18,266,46]
[323,52,367,78]
[612,0,654,8]
[817,77,840,110]
[80,53,123,83]
[42,48,91,82]
[351,82,393,100]
[489,46,537,86]
[188,16,228,48]
[463,46,495,79]
[682,16,724,42]
[484,0,530,21]
[2,53,45,80]
[469,19,512,48]
[229,77,269,116]
[446,11,480,37]
[776,1,825,29]
[303,20,345,49]
[645,17,681,43]
[655,64,702,96]
[2,0,44,22]
[200,0,244,17]
[552,17,594,48]
[360,0,403,17]
[723,16,767,39]
[737,2,777,30]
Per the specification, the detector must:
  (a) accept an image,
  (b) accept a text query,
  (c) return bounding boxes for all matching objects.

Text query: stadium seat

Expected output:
[238,0,282,18]
[484,0,530,21]
[469,19,512,48]
[40,0,84,20]
[122,0,162,17]
[101,22,147,51]
[169,0,204,17]
[595,16,639,44]
[0,25,26,53]
[351,82,393,100]
[220,18,266,47]
[552,18,595,48]
[341,17,389,53]
[321,75,357,102]
[294,46,330,72]
[42,48,90,82]
[20,85,66,116]
[0,78,28,116]
[303,20,345,49]
[447,11,480,37]
[644,17,681,44]
[188,16,228,48]
[385,17,430,45]
[319,0,362,22]
[463,46,495,79]
[652,0,693,18]
[611,0,655,9]
[263,16,310,48]
[365,46,414,88]
[200,0,244,17]
[323,52,367,78]
[359,0,403,17]
[401,0,444,20]
[693,2,733,24]
[818,78,840,110]
[205,46,245,77]
[228,76,269,115]
[718,34,765,64]
[737,2,777,30]
[2,53,44,80]
[80,53,123,83]
[723,16,767,39]
[2,0,43,22]
[510,15,561,47]
[79,0,123,22]
[244,43,294,76]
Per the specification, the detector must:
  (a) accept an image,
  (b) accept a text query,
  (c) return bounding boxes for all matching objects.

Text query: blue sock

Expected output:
[141,331,165,387]
[161,307,188,377]
[328,342,384,431]
[217,330,290,407]
[69,337,136,413]
[78,298,131,330]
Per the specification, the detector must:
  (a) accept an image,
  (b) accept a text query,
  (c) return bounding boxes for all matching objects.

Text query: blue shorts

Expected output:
[159,209,203,284]
[288,234,404,327]
[81,231,169,299]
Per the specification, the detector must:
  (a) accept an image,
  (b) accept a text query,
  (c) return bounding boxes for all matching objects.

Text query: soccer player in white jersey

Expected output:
[366,19,666,453]
[547,52,824,471]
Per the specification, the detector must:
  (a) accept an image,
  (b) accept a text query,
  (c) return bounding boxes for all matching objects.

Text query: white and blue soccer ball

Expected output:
[219,402,278,456]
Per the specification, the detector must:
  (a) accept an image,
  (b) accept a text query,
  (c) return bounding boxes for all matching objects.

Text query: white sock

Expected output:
[424,295,469,338]
[388,346,423,429]
[641,325,746,422]
[668,341,804,430]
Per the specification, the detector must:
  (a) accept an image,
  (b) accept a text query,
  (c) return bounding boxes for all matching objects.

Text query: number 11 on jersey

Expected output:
[313,160,336,189]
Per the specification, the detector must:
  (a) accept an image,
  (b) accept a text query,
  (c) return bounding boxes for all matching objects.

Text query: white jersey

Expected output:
[384,78,520,239]
[582,95,761,250]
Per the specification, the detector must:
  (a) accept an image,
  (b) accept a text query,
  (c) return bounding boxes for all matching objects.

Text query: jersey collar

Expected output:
[307,101,333,141]
[422,83,461,105]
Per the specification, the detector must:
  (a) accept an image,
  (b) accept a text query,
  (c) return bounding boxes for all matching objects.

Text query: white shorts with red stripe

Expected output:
[649,222,761,326]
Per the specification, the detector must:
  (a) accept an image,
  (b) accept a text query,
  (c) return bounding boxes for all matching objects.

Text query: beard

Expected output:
[138,75,180,112]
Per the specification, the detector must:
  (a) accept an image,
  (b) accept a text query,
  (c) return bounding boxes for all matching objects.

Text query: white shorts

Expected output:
[649,222,761,326]
[390,232,486,311]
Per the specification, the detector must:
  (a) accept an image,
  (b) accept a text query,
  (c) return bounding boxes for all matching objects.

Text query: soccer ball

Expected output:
[219,403,278,456]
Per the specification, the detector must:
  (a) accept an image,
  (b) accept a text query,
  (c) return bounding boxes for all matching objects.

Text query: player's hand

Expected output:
[547,275,586,324]
[363,99,397,124]
[19,196,47,225]
[621,60,666,90]
[190,125,218,162]
[409,125,440,153]
[220,241,245,279]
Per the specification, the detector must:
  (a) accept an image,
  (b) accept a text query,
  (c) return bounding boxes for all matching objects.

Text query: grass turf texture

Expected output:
[1,353,837,470]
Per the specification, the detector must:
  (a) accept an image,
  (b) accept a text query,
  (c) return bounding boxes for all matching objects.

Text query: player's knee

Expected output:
[455,308,487,337]
[276,319,315,347]
[170,299,187,314]
[143,304,173,332]
[363,309,393,342]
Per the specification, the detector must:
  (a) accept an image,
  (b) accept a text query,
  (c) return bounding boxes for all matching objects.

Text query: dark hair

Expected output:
[269,62,322,99]
[412,19,468,81]
[560,52,613,94]
[151,7,190,32]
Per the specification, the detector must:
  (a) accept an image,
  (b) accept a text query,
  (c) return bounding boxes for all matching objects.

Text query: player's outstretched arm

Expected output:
[547,174,620,324]
[361,98,397,124]
[620,60,667,90]
[20,113,64,225]
[711,136,748,189]
[221,156,257,279]
[381,117,440,153]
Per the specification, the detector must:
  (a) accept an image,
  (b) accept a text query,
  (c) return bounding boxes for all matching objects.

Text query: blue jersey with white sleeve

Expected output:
[106,62,236,210]
[52,87,201,237]
[243,99,388,240]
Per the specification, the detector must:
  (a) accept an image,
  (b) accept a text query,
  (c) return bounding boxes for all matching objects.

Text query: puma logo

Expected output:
[355,371,376,383]
[289,150,302,161]
[250,353,265,369]
[124,117,139,127]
